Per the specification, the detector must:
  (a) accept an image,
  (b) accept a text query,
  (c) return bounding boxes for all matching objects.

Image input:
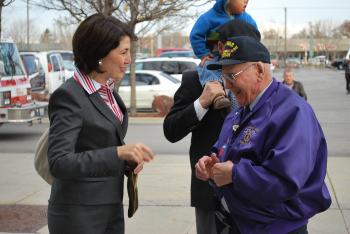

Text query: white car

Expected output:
[23,51,66,94]
[135,57,200,81]
[50,50,74,79]
[118,70,180,110]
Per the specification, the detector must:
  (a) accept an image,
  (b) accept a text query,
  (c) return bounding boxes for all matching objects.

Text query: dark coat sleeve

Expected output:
[293,81,307,100]
[163,71,203,143]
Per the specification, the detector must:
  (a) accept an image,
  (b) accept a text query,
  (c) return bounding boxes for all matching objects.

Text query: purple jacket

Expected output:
[212,79,331,233]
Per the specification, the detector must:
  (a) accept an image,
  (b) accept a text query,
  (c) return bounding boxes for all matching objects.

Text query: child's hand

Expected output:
[200,55,212,67]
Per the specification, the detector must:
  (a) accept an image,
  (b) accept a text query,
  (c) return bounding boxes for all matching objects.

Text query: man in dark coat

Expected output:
[163,19,261,234]
[345,59,350,94]
[282,68,307,100]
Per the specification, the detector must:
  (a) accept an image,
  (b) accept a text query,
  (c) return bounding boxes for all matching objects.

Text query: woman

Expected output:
[47,13,154,234]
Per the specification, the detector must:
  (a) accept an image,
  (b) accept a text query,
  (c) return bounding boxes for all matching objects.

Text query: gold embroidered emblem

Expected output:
[222,41,239,58]
[240,126,258,144]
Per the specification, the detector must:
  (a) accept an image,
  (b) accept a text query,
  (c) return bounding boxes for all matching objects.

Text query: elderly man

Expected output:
[282,68,307,100]
[164,20,261,234]
[195,36,331,234]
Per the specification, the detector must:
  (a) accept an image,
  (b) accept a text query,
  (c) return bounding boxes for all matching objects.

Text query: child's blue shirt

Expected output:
[190,0,257,59]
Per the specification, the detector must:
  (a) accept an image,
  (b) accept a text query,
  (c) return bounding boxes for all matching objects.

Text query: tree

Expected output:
[0,0,15,39]
[338,20,350,38]
[40,28,55,44]
[291,29,308,39]
[8,19,39,44]
[262,28,283,59]
[32,0,213,116]
[291,20,340,58]
[53,18,76,49]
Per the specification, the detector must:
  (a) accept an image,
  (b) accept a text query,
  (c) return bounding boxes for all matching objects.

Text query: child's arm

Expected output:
[200,55,213,67]
[190,15,212,59]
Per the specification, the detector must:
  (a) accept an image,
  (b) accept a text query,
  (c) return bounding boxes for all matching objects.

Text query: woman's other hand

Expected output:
[117,143,155,173]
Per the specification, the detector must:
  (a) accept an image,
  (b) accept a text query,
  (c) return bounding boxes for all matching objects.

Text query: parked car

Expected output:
[135,57,200,81]
[155,48,191,57]
[331,58,346,70]
[159,50,196,58]
[20,52,46,92]
[308,55,329,66]
[118,70,180,110]
[286,57,301,68]
[50,50,74,78]
[33,51,66,94]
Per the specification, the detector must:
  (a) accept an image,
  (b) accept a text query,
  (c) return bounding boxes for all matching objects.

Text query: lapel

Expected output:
[113,91,128,140]
[88,92,126,144]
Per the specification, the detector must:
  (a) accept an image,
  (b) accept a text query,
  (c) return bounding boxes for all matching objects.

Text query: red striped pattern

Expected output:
[73,70,123,123]
[0,77,28,87]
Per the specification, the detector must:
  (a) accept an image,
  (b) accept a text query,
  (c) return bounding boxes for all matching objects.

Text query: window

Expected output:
[121,73,161,86]
[21,54,38,75]
[178,61,197,73]
[135,62,143,70]
[135,60,198,75]
[0,42,25,77]
[121,74,130,86]
[51,56,61,72]
[59,52,74,61]
[160,72,180,84]
[143,61,162,71]
[136,74,159,85]
[161,61,179,74]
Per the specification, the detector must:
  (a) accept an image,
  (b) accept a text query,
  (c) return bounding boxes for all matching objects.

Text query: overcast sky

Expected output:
[4,0,350,37]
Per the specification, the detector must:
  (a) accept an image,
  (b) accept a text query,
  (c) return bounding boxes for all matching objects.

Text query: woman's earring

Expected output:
[98,60,102,66]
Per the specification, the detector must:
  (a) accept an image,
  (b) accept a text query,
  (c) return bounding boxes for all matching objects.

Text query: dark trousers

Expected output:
[48,203,124,234]
[195,207,217,234]
[214,201,308,234]
[346,73,350,93]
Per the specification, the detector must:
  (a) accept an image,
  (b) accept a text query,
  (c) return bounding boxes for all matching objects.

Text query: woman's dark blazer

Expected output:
[48,78,128,205]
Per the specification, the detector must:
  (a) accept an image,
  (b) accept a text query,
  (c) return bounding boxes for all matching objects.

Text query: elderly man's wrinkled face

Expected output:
[283,71,294,85]
[222,62,260,107]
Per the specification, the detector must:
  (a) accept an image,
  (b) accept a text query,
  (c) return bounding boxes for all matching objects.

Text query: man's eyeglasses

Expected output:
[221,63,257,82]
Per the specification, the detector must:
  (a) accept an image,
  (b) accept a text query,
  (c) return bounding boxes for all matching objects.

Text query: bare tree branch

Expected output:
[32,0,214,115]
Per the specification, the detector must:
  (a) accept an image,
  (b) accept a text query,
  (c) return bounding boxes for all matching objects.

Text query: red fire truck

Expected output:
[0,40,47,127]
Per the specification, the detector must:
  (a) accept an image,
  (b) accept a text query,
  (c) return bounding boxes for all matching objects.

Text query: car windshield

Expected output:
[160,51,194,58]
[60,52,74,61]
[0,42,25,77]
[160,72,180,84]
[21,55,38,75]
[63,60,75,71]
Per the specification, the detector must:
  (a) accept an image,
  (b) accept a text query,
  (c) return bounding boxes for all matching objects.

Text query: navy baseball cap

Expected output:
[207,36,271,70]
[205,19,261,50]
[218,19,261,41]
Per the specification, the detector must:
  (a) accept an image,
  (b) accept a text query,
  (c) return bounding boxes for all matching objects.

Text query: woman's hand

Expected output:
[117,143,155,174]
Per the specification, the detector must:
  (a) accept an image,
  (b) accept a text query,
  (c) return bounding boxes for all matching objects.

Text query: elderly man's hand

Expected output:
[199,81,225,109]
[212,161,234,187]
[195,153,220,181]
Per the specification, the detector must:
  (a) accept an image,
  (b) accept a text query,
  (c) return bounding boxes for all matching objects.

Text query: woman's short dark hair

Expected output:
[73,13,137,74]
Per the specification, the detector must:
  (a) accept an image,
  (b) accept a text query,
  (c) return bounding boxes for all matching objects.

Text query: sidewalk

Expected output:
[0,153,349,234]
